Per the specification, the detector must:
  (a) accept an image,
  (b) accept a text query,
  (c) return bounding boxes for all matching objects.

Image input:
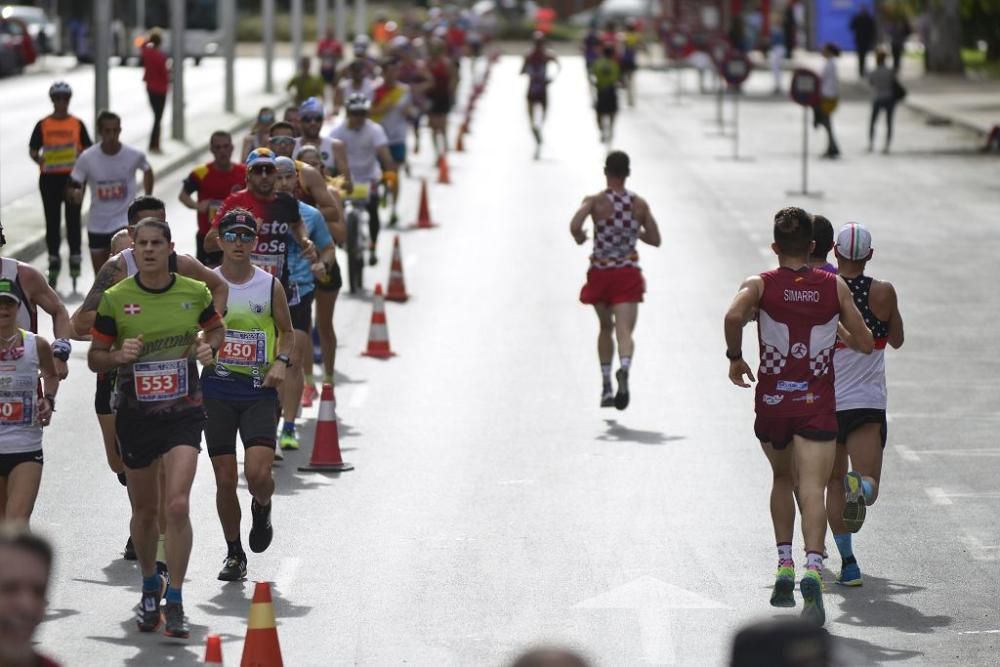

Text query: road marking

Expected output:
[349,385,369,408]
[274,557,301,591]
[895,445,921,463]
[925,487,952,505]
[960,536,1000,562]
[958,630,1000,635]
[902,448,1000,457]
[497,479,535,486]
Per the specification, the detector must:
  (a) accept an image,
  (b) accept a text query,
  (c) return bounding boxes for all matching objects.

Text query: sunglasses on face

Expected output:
[222,231,256,243]
[249,165,276,175]
[301,115,323,123]
[269,136,296,146]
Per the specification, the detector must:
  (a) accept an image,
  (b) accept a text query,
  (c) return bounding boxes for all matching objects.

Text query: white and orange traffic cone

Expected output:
[204,634,223,665]
[240,582,283,667]
[298,384,353,473]
[385,236,409,303]
[412,179,437,229]
[362,284,395,359]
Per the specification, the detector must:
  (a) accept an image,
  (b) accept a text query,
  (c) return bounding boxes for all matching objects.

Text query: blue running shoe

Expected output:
[843,472,868,533]
[770,565,796,608]
[836,562,863,587]
[800,570,826,626]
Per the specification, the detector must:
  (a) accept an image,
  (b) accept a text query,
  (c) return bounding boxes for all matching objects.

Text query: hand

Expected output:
[107,449,126,475]
[38,397,53,426]
[262,362,286,388]
[573,231,588,245]
[66,187,83,205]
[342,178,354,196]
[728,359,756,388]
[301,240,318,263]
[54,358,69,380]
[196,341,215,366]
[196,200,213,212]
[116,334,143,365]
[310,262,328,280]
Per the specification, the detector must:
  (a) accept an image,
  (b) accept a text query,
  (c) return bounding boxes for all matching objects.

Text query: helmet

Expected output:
[345,93,371,113]
[49,81,72,97]
[299,96,324,117]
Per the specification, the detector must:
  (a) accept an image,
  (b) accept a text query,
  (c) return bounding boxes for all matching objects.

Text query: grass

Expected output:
[961,47,1000,77]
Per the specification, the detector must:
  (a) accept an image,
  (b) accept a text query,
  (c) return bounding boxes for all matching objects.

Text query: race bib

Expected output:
[218,330,267,367]
[133,359,188,402]
[95,179,127,201]
[0,391,33,426]
[250,253,285,279]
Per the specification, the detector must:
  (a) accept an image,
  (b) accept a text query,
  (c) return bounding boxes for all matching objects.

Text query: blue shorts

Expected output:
[389,143,406,164]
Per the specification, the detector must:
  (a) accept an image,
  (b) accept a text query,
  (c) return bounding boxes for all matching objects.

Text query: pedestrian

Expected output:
[179,130,248,267]
[426,39,456,158]
[141,28,169,154]
[293,98,350,187]
[814,44,841,159]
[241,107,276,161]
[570,151,661,409]
[888,14,910,73]
[868,49,900,154]
[769,28,786,94]
[848,6,876,78]
[590,45,621,143]
[370,58,415,223]
[28,81,92,289]
[827,223,904,587]
[0,526,61,666]
[203,208,293,581]
[723,207,873,626]
[286,56,325,106]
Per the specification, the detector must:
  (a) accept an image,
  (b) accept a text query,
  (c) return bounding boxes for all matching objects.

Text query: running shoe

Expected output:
[614,369,630,411]
[369,249,378,266]
[601,387,615,408]
[279,430,299,451]
[135,575,167,632]
[843,471,868,533]
[273,446,284,462]
[123,536,137,561]
[800,570,826,626]
[301,384,317,408]
[217,552,248,582]
[770,565,796,608]
[249,499,274,553]
[389,212,399,227]
[836,562,863,587]
[163,602,190,639]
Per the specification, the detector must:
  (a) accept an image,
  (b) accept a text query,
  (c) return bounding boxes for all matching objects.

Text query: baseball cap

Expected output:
[218,209,257,235]
[0,279,23,306]
[835,223,873,260]
[299,96,324,117]
[245,147,276,168]
[274,156,297,176]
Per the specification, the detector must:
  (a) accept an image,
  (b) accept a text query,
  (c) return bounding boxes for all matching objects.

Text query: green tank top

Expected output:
[593,58,621,89]
[213,266,277,385]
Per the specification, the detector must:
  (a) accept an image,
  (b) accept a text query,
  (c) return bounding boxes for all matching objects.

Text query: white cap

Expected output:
[835,223,873,261]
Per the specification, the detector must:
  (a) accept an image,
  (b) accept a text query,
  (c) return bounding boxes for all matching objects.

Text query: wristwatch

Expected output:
[276,353,292,367]
[726,349,742,361]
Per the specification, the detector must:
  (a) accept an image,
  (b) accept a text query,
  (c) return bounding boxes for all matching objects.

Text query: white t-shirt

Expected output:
[293,136,339,173]
[329,120,388,185]
[338,78,375,105]
[372,83,412,145]
[70,144,149,234]
[821,59,838,99]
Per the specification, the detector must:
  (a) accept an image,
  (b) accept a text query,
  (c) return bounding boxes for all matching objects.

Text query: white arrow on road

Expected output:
[574,576,729,665]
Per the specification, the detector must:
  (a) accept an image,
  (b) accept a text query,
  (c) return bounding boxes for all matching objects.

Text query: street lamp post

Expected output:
[222,0,235,113]
[94,0,111,118]
[263,0,274,93]
[170,0,186,142]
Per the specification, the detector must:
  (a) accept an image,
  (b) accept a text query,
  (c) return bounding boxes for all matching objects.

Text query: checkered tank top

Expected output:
[590,189,640,269]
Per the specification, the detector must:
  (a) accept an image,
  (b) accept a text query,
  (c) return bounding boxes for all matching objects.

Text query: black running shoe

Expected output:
[135,577,165,632]
[163,602,190,638]
[123,536,137,561]
[249,499,273,554]
[368,250,378,266]
[217,553,247,582]
[614,369,630,410]
[601,385,615,408]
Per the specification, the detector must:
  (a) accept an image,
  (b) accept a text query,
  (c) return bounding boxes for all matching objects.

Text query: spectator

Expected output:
[241,106,276,160]
[848,6,876,77]
[815,43,841,159]
[868,49,900,153]
[0,525,60,666]
[730,618,831,667]
[509,648,592,667]
[888,14,911,73]
[286,56,325,105]
[141,28,169,154]
[769,28,787,94]
[782,1,797,56]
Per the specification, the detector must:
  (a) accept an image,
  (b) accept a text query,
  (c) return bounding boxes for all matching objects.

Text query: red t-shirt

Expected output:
[755,267,840,417]
[142,45,169,94]
[212,189,300,286]
[183,162,248,234]
[317,38,343,71]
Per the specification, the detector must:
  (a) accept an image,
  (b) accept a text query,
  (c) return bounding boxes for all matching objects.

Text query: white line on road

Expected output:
[960,536,1000,562]
[349,385,369,409]
[902,448,1000,457]
[895,445,921,463]
[274,556,301,592]
[925,487,953,505]
[958,630,1000,635]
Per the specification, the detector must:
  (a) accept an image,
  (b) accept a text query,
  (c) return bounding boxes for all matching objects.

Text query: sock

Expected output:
[833,533,854,560]
[861,478,875,503]
[227,539,244,557]
[165,586,182,605]
[601,364,612,387]
[282,419,296,433]
[155,534,167,563]
[323,372,334,385]
[142,574,161,593]
[620,356,631,372]
[805,551,824,572]
[777,542,793,567]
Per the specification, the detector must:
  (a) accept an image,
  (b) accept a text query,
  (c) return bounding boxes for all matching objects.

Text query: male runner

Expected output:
[203,209,293,581]
[68,111,153,271]
[570,151,660,409]
[89,218,224,638]
[521,33,560,159]
[371,56,413,225]
[334,60,377,116]
[590,46,621,143]
[724,206,873,626]
[179,131,247,267]
[317,28,344,101]
[29,81,92,288]
[293,98,350,182]
[426,40,456,158]
[265,122,344,228]
[809,215,836,274]
[0,220,73,379]
[827,223,904,586]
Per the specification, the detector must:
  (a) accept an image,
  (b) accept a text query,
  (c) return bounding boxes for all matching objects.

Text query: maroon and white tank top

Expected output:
[590,189,640,269]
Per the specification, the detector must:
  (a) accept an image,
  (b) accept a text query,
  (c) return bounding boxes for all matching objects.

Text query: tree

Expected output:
[925,0,965,73]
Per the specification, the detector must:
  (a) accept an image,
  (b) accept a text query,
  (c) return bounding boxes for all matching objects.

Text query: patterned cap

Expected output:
[246,147,276,168]
[218,209,257,234]
[274,156,297,176]
[0,278,22,305]
[835,223,873,261]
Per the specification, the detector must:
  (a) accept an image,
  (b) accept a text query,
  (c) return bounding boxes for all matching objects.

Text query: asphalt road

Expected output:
[20,55,1000,665]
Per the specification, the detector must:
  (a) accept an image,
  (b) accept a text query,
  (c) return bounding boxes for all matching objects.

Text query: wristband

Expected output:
[276,353,292,367]
[52,338,72,362]
[44,394,56,411]
[725,350,742,361]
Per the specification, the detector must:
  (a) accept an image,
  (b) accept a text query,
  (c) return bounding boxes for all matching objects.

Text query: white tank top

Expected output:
[0,258,37,332]
[122,248,139,277]
[0,330,43,453]
[294,136,338,173]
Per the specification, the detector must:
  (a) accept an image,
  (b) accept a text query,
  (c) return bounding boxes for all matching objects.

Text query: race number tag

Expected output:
[218,330,266,367]
[95,179,127,201]
[250,253,284,279]
[133,359,188,402]
[0,392,33,426]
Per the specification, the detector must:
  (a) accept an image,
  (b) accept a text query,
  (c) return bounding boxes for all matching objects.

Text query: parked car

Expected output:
[569,0,658,29]
[0,15,35,75]
[1,4,57,54]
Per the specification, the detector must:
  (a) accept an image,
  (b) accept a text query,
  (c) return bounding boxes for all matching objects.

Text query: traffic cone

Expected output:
[455,126,465,152]
[298,384,354,473]
[362,284,395,359]
[437,154,451,185]
[240,582,283,667]
[385,236,409,302]
[204,634,223,665]
[412,179,436,229]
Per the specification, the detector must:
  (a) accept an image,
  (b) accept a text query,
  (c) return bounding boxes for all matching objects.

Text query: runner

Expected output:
[241,107,276,161]
[521,33,560,159]
[371,56,413,225]
[274,157,336,449]
[397,41,432,157]
[89,218,225,638]
[334,60,377,116]
[827,223,904,586]
[203,209,293,581]
[569,151,661,409]
[179,131,247,267]
[590,46,621,144]
[68,110,154,272]
[317,28,344,104]
[723,206,873,626]
[0,220,73,380]
[0,278,59,524]
[809,215,837,273]
[330,94,397,267]
[619,19,642,107]
[426,39,456,158]
[293,97,350,182]
[582,24,601,75]
[265,122,344,227]
[286,56,325,105]
[29,81,93,288]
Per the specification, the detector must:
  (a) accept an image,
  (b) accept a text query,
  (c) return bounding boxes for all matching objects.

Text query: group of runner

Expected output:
[581,19,645,143]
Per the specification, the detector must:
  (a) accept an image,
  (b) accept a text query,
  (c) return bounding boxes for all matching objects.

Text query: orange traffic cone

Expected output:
[204,634,224,665]
[298,384,354,473]
[437,154,451,184]
[240,582,283,667]
[412,179,436,229]
[362,284,395,359]
[455,127,465,152]
[385,236,409,302]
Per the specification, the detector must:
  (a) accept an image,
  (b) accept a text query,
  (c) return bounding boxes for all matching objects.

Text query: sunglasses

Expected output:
[301,115,323,123]
[259,115,275,122]
[222,231,257,243]
[249,165,276,175]
[269,136,296,146]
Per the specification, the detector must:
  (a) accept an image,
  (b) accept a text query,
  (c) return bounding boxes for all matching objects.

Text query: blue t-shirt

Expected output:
[286,201,333,297]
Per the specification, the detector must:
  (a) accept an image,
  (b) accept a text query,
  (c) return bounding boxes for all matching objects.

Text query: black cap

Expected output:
[218,209,257,235]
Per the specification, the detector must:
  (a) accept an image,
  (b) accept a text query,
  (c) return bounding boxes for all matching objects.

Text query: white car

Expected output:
[1,4,58,54]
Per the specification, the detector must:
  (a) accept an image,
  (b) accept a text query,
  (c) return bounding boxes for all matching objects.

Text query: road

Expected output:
[18,54,1000,665]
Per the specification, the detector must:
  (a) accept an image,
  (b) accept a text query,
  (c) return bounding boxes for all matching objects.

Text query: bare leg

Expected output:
[760,441,796,545]
[161,445,199,591]
[244,445,275,506]
[314,289,338,383]
[281,329,311,424]
[2,463,42,524]
[611,302,638,360]
[126,460,162,578]
[846,423,884,504]
[793,436,837,554]
[594,304,614,365]
[211,454,241,543]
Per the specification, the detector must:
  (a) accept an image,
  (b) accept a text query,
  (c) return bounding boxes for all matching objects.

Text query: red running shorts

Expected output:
[754,412,838,450]
[579,266,645,306]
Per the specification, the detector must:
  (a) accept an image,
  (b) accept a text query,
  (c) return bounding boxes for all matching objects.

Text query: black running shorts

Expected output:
[115,408,204,469]
[836,408,888,449]
[289,289,315,333]
[0,450,43,477]
[204,397,278,457]
[314,261,343,292]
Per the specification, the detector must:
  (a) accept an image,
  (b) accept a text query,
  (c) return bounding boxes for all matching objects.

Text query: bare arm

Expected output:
[569,196,594,245]
[71,257,124,338]
[36,337,59,424]
[262,279,294,388]
[724,276,764,387]
[142,167,154,195]
[837,278,875,353]
[20,265,71,340]
[176,255,229,317]
[635,197,661,247]
[325,186,347,244]
[883,283,904,349]
[376,145,397,173]
[204,227,220,252]
[178,185,205,212]
[331,140,352,192]
[302,165,340,231]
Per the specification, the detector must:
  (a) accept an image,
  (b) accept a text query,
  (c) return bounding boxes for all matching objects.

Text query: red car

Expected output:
[0,16,36,75]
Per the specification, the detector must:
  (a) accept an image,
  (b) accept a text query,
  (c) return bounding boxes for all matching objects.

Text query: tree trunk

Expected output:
[925,0,964,74]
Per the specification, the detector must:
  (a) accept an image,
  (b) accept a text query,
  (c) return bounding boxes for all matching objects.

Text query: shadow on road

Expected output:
[830,575,952,635]
[597,419,685,446]
[72,558,137,592]
[831,634,924,663]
